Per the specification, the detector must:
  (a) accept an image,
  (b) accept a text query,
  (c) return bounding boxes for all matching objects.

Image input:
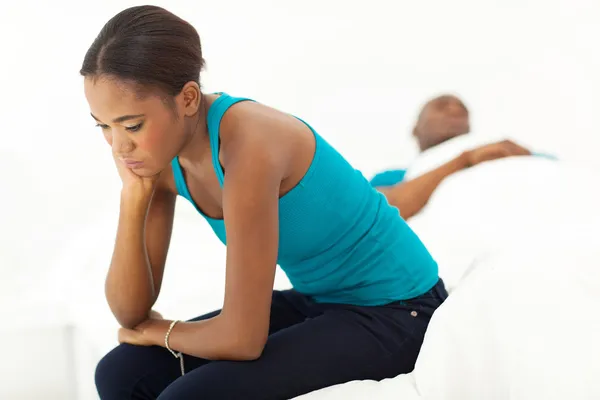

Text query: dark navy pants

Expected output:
[95,279,447,399]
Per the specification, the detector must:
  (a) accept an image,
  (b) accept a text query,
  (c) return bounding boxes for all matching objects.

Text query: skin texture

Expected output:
[84,75,316,360]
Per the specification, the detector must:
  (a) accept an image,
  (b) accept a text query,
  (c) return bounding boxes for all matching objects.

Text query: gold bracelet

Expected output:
[165,320,181,358]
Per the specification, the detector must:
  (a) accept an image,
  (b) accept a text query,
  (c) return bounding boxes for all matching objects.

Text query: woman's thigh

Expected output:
[95,290,311,399]
[157,282,446,400]
[94,309,220,400]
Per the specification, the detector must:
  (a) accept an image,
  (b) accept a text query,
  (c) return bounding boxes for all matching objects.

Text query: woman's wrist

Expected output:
[142,318,174,347]
[121,184,155,202]
[120,185,154,215]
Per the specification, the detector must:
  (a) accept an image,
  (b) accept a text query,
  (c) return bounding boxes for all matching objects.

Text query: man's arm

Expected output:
[377,139,531,220]
[377,153,469,220]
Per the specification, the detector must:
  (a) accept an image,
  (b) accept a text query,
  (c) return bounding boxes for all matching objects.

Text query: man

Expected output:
[372,94,532,219]
[370,94,471,188]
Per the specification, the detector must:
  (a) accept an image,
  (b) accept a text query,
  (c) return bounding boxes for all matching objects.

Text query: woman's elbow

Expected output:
[214,343,264,361]
[233,344,265,361]
[233,335,267,360]
[114,312,147,330]
[221,329,267,361]
[108,302,152,329]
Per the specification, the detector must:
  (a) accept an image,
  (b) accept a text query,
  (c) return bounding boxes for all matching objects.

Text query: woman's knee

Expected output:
[95,344,136,399]
[95,343,177,400]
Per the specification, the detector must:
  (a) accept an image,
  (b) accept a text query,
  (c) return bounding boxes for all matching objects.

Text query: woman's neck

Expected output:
[177,93,213,166]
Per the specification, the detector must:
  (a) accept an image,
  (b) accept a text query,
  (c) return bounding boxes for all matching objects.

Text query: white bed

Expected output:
[2,141,599,399]
[297,141,600,399]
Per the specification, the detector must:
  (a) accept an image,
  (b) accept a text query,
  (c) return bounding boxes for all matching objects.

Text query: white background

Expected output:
[0,0,598,397]
[1,0,599,271]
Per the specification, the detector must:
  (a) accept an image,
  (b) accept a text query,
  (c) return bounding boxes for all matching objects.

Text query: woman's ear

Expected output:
[178,81,202,117]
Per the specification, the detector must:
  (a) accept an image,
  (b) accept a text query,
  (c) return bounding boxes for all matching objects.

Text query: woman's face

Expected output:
[84,76,187,177]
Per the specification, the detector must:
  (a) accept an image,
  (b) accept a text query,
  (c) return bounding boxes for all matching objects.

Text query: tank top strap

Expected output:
[206,92,255,186]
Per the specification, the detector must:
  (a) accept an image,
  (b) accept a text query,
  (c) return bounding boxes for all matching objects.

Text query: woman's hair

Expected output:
[80,5,204,97]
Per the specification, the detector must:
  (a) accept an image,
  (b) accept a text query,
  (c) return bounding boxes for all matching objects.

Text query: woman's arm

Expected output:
[106,178,176,329]
[378,140,531,220]
[135,128,286,361]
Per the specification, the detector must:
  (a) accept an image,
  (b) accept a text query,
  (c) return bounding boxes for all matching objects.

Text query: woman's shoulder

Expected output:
[218,96,311,170]
[219,97,301,139]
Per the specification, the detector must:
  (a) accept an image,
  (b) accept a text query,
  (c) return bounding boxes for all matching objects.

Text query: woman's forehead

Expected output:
[84,77,160,120]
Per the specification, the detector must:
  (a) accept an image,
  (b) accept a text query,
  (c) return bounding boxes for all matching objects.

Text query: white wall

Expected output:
[1,0,597,267]
[0,0,598,396]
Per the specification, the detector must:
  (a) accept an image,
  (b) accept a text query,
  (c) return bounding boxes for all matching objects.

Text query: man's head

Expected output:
[412,94,470,152]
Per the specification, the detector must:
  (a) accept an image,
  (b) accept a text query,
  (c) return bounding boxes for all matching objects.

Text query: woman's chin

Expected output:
[131,166,160,178]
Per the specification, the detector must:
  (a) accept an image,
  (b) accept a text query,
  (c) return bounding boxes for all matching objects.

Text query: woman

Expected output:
[83,6,447,399]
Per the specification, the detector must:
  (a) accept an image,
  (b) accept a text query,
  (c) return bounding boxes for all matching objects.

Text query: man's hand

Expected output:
[464,140,531,167]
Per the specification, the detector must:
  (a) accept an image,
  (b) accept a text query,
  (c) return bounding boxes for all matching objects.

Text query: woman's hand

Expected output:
[113,154,161,195]
[118,309,168,347]
[464,140,531,167]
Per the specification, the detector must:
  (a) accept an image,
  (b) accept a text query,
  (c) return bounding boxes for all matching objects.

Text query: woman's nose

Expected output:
[112,132,135,155]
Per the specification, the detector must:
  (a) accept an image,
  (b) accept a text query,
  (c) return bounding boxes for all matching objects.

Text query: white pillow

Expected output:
[404,132,526,180]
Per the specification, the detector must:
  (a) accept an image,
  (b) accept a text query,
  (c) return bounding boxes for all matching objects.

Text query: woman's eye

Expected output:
[126,123,143,132]
[95,123,109,130]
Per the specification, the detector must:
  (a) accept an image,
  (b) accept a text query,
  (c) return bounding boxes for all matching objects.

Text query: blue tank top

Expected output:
[171,93,439,305]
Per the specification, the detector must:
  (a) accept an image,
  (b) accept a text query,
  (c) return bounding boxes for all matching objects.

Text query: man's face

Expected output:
[413,95,470,151]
